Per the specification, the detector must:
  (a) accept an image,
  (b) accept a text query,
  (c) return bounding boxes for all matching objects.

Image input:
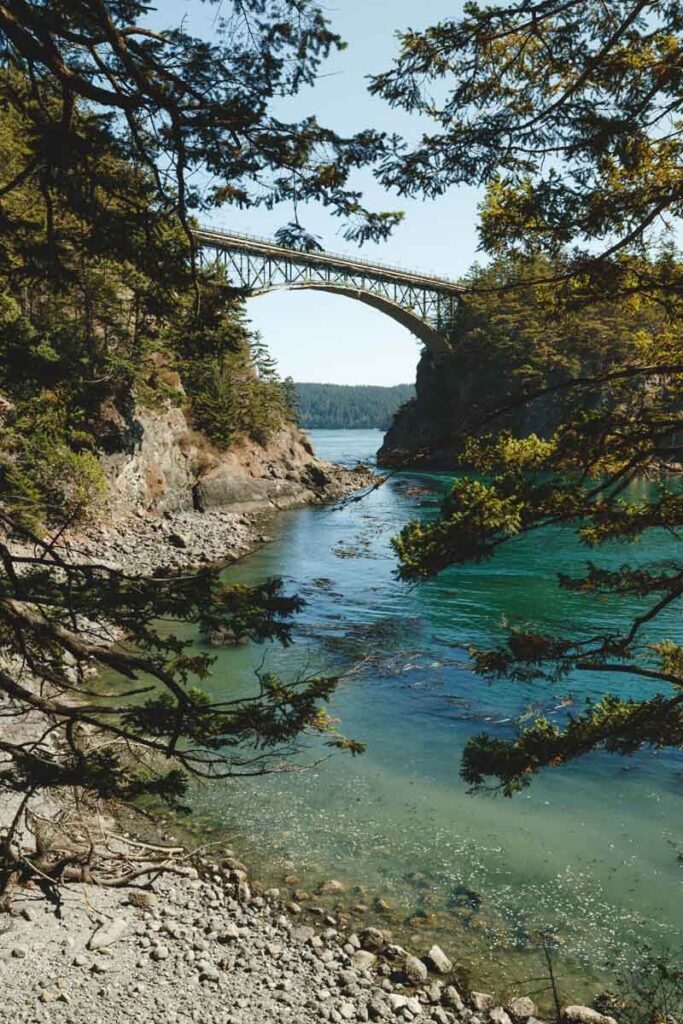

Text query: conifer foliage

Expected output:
[0,1,383,891]
[376,1,683,793]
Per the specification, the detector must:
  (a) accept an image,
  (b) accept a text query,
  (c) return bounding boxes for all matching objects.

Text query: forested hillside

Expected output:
[295,382,414,429]
[379,254,674,467]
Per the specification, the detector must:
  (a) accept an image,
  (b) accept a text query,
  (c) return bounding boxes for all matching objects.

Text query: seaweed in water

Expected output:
[445,883,483,911]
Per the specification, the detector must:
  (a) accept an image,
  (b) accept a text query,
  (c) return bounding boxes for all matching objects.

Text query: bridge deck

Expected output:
[195,226,461,296]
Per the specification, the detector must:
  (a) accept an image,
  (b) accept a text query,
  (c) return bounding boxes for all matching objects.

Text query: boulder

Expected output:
[563,1008,617,1024]
[426,944,453,974]
[507,998,538,1020]
[195,466,301,511]
[489,1008,513,1024]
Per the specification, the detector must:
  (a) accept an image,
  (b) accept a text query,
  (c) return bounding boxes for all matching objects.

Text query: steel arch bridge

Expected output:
[195,227,460,353]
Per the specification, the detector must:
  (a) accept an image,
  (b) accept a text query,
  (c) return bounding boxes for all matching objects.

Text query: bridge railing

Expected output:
[195,225,461,295]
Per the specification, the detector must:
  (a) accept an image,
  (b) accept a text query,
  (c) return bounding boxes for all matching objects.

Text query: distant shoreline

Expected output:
[295,382,415,432]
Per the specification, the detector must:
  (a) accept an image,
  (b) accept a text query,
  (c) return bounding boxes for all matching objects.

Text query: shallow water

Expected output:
[190,429,683,1002]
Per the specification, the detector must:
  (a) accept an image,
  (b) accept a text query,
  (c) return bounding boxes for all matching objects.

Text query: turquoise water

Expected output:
[191,429,683,1001]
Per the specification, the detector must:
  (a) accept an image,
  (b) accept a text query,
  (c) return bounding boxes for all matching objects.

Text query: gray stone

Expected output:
[425,945,452,975]
[471,993,496,1013]
[507,998,538,1020]
[359,928,385,953]
[403,954,429,985]
[200,964,221,983]
[291,925,315,943]
[10,945,28,958]
[217,924,241,942]
[352,950,378,971]
[196,467,296,511]
[128,891,158,910]
[368,997,392,1021]
[88,917,128,950]
[563,1007,617,1024]
[388,994,409,1012]
[383,943,408,961]
[319,880,346,895]
[442,986,464,1010]
[489,1008,513,1024]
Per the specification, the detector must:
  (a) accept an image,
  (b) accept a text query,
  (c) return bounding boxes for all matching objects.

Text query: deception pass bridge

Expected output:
[195,227,461,353]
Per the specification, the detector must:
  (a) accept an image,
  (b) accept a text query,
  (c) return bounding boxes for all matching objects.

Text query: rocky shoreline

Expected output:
[0,459,619,1024]
[0,837,619,1024]
[61,461,376,576]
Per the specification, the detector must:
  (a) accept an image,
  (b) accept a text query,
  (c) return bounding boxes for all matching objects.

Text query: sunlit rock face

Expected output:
[95,397,371,518]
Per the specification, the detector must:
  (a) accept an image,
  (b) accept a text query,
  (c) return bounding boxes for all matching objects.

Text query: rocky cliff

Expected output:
[97,402,368,519]
[377,346,563,468]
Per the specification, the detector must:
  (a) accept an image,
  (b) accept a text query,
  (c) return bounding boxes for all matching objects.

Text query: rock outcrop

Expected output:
[377,347,564,469]
[96,402,370,518]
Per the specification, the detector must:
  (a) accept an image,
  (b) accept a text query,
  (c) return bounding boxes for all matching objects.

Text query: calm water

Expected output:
[190,429,682,1001]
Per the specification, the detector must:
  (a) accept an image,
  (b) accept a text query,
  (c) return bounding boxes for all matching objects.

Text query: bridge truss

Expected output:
[195,227,460,352]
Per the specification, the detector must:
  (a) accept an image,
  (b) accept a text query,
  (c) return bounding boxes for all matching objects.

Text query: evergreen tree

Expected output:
[373,0,683,793]
[294,383,414,430]
[0,1,381,891]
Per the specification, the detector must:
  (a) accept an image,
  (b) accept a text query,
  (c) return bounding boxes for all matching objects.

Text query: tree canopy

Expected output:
[372,0,683,300]
[0,1,377,893]
[0,0,401,258]
[294,382,415,431]
[375,0,683,793]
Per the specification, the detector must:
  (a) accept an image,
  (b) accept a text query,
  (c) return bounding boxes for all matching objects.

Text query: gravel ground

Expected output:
[0,855,620,1024]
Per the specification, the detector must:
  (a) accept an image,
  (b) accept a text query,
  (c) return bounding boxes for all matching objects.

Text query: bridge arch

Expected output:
[249,282,451,353]
[195,227,460,354]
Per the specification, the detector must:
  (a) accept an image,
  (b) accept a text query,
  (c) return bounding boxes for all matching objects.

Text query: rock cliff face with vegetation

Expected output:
[0,85,363,533]
[101,396,364,520]
[378,256,672,467]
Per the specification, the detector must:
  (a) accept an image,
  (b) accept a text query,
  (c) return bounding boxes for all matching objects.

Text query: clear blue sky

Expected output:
[161,2,479,385]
